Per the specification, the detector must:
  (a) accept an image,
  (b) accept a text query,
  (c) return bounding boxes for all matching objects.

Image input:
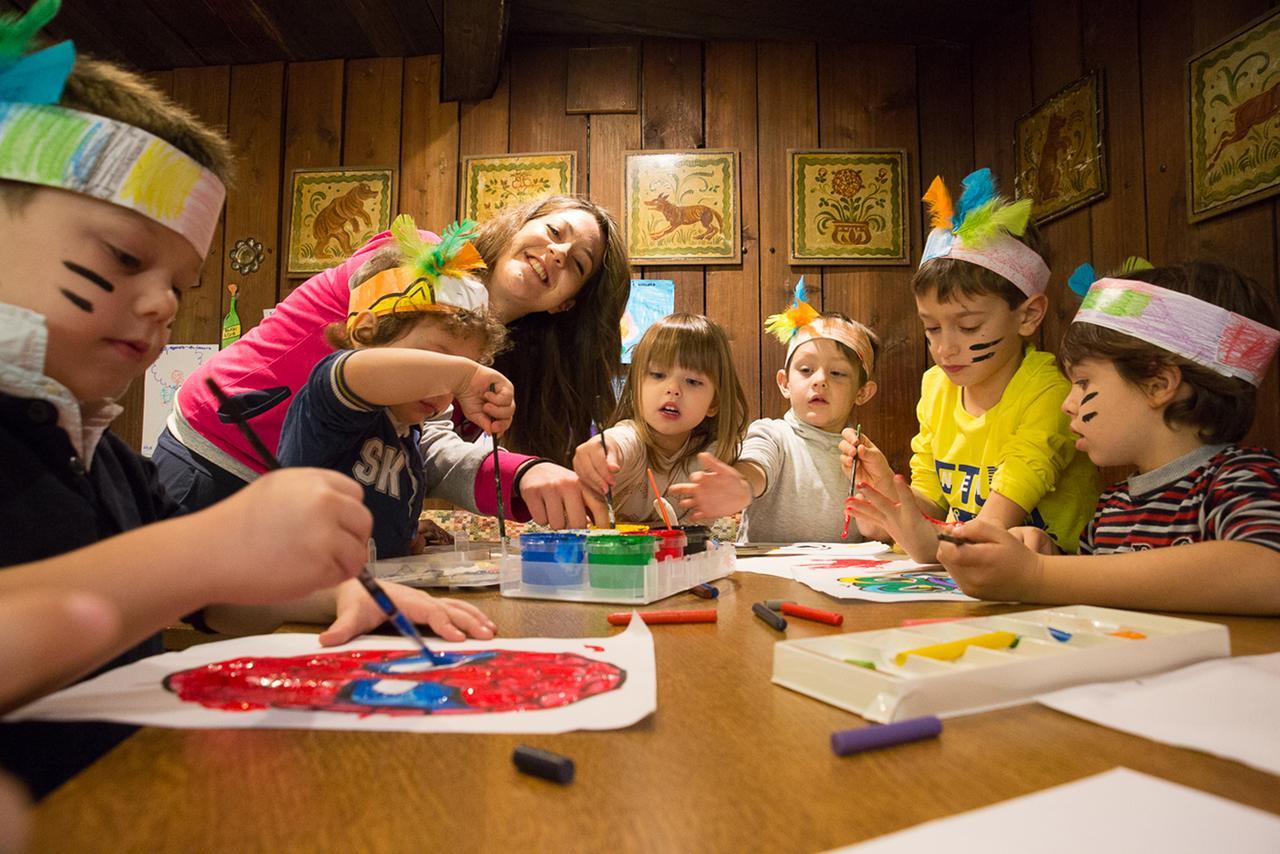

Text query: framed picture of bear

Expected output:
[623,149,741,264]
[1013,70,1108,224]
[287,168,396,275]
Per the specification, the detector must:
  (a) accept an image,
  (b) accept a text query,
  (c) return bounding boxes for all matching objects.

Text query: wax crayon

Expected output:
[513,745,574,784]
[606,609,718,625]
[831,716,942,755]
[779,602,843,626]
[752,601,787,631]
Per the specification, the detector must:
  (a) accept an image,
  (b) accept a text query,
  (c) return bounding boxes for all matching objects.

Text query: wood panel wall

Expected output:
[123,8,1278,472]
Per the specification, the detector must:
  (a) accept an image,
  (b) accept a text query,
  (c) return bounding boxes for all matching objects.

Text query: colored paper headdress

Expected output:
[0,0,226,257]
[346,215,489,328]
[919,168,1050,297]
[1068,260,1280,387]
[764,277,877,376]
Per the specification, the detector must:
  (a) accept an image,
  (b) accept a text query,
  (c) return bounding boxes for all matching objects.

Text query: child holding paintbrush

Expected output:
[573,314,748,525]
[668,281,882,543]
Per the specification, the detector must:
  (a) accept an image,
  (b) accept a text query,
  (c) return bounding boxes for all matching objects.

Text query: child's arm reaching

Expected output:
[341,348,515,434]
[668,452,762,522]
[938,520,1280,615]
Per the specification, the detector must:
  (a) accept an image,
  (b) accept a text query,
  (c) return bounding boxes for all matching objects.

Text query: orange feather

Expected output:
[923,176,954,230]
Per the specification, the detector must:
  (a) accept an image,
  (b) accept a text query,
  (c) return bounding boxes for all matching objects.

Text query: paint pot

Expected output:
[519,532,586,586]
[613,524,651,534]
[674,524,710,555]
[649,528,687,561]
[586,534,658,589]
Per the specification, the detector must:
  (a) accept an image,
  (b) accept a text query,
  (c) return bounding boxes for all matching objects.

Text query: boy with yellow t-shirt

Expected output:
[840,168,1098,561]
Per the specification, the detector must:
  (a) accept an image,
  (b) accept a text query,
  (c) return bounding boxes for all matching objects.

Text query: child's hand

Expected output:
[208,469,372,604]
[456,365,515,434]
[516,462,609,529]
[846,475,940,563]
[936,520,1043,601]
[668,453,752,521]
[839,428,895,493]
[1008,526,1062,556]
[411,518,455,554]
[572,433,620,497]
[320,578,498,646]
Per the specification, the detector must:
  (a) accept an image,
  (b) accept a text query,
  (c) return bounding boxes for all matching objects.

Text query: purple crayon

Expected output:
[830,715,943,756]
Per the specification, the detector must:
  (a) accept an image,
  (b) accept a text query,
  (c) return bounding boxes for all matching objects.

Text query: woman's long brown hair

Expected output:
[473,195,631,464]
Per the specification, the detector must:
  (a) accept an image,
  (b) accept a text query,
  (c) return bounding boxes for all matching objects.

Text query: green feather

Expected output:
[0,0,60,61]
[391,213,431,265]
[422,219,477,277]
[1117,255,1154,276]
[954,197,1032,248]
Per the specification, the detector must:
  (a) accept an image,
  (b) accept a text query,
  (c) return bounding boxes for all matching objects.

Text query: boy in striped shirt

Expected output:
[940,262,1280,615]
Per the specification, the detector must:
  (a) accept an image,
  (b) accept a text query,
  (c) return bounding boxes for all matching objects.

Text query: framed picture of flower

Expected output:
[788,150,910,265]
[1186,8,1280,222]
[461,151,577,222]
[623,149,741,264]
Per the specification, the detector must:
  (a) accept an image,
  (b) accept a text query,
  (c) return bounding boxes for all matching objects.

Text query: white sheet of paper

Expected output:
[1038,652,1280,777]
[790,556,976,602]
[830,768,1280,854]
[8,619,655,735]
[140,343,218,456]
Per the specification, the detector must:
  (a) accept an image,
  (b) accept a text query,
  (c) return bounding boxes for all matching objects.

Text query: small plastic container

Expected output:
[519,532,586,587]
[586,534,658,589]
[649,528,688,561]
[675,525,710,555]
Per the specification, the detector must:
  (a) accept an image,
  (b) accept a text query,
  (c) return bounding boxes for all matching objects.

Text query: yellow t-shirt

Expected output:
[909,345,1099,553]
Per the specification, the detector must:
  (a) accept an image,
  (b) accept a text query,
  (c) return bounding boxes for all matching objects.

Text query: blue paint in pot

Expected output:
[519,532,586,586]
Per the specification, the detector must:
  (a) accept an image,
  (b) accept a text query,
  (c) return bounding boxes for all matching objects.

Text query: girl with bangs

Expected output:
[573,314,749,524]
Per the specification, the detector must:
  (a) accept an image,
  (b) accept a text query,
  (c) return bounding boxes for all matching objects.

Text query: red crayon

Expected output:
[607,609,718,626]
[779,602,843,626]
[901,616,966,626]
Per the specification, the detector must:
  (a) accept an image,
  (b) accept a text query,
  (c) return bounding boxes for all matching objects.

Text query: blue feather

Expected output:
[1068,263,1096,297]
[954,168,996,229]
[794,276,807,306]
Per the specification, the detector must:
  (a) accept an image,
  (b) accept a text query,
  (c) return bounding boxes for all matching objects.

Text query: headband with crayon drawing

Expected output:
[346,215,489,329]
[764,278,877,376]
[919,168,1050,298]
[1068,258,1280,387]
[0,0,226,257]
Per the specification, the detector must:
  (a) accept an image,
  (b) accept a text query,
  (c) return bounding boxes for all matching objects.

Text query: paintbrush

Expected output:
[489,383,507,548]
[842,423,862,540]
[203,377,448,665]
[647,467,675,529]
[597,423,616,528]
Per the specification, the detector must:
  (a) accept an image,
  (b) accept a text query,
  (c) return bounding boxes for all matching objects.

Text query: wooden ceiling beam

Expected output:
[441,0,509,102]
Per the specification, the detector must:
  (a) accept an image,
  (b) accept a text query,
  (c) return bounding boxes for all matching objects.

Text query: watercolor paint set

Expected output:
[500,527,734,604]
[771,605,1229,723]
[372,540,502,588]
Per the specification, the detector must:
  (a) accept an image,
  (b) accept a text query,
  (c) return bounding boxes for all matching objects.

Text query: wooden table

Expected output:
[32,571,1280,853]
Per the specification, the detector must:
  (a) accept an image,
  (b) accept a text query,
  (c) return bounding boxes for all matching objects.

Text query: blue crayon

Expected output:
[692,583,719,599]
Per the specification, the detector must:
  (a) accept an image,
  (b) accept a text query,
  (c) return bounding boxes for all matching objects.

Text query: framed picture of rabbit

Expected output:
[789,149,911,265]
[287,168,396,275]
[623,149,741,264]
[1013,70,1108,225]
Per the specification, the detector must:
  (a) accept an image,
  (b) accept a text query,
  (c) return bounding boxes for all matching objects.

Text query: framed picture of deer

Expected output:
[286,168,396,275]
[461,151,577,222]
[789,149,910,265]
[1187,8,1280,223]
[1013,71,1107,225]
[623,149,741,265]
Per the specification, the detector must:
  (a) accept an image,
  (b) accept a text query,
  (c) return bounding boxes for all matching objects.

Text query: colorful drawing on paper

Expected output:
[1187,9,1280,221]
[166,649,624,715]
[142,343,218,457]
[8,623,656,734]
[793,558,889,572]
[836,569,962,596]
[621,279,675,363]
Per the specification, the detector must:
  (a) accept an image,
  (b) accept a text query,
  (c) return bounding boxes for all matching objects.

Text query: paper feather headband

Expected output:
[765,278,876,376]
[1068,259,1279,387]
[346,215,489,328]
[919,168,1050,297]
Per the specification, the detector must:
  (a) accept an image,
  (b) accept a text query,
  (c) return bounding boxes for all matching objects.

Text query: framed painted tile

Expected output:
[789,150,910,265]
[1013,70,1107,224]
[461,151,577,221]
[287,167,395,275]
[623,149,741,264]
[1187,8,1280,222]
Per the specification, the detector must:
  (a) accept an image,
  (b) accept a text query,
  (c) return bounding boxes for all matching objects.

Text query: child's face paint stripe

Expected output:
[969,338,1003,351]
[59,288,93,313]
[970,352,996,363]
[1080,390,1099,423]
[63,260,115,292]
[1081,391,1098,406]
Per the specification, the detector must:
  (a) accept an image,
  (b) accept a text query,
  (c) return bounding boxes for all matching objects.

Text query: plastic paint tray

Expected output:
[500,540,735,604]
[771,605,1230,723]
[371,543,502,588]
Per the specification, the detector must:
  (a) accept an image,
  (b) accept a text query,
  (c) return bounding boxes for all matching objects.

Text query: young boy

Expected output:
[670,282,880,542]
[843,169,1098,561]
[276,218,515,560]
[940,262,1280,615]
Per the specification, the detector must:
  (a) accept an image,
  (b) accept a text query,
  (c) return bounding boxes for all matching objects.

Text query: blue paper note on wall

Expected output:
[621,279,675,363]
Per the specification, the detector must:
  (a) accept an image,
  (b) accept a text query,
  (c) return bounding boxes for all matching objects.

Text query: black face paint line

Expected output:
[59,288,93,313]
[63,260,115,292]
[970,352,996,363]
[1081,391,1098,406]
[969,338,1003,351]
